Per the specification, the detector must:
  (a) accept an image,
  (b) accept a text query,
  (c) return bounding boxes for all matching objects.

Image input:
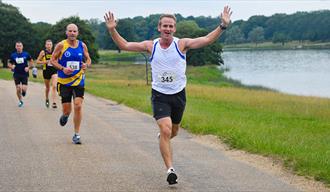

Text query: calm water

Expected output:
[222,49,330,98]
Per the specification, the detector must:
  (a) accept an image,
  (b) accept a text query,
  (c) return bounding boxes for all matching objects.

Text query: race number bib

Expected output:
[15,57,24,64]
[67,61,80,70]
[157,71,176,84]
[47,61,53,66]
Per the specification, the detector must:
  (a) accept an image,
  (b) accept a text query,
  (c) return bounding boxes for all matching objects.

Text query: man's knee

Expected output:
[171,124,179,138]
[74,98,83,111]
[62,102,71,114]
[160,128,172,139]
[74,103,82,111]
[158,122,172,139]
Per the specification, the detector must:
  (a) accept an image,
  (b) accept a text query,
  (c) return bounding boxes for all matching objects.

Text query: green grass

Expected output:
[1,62,330,186]
[0,66,47,84]
[98,50,145,65]
[0,68,14,80]
[183,86,330,183]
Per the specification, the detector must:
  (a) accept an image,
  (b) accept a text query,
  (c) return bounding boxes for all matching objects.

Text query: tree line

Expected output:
[1,1,330,67]
[224,10,330,45]
[0,2,99,67]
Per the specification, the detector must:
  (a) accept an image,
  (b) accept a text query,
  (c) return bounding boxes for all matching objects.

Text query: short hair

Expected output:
[158,14,177,26]
[15,41,22,44]
[45,39,52,43]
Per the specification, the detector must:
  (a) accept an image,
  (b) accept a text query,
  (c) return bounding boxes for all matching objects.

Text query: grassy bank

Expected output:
[98,50,144,65]
[1,64,330,186]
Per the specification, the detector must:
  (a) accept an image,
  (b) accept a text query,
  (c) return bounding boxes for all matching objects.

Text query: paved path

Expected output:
[0,80,300,192]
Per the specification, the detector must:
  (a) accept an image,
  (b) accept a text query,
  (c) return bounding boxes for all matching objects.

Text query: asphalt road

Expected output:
[0,80,300,192]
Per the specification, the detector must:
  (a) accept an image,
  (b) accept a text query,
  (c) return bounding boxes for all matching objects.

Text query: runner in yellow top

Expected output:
[50,23,91,144]
[36,39,58,108]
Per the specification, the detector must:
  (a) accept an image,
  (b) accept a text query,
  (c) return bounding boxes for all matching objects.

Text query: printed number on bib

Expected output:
[158,72,176,83]
[67,61,80,70]
[15,57,24,64]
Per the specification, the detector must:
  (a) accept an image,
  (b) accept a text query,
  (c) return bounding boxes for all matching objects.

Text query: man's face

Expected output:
[45,41,53,50]
[15,43,23,53]
[158,17,176,39]
[66,25,79,41]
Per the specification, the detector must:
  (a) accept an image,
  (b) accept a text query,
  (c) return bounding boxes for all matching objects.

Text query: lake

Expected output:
[222,49,330,98]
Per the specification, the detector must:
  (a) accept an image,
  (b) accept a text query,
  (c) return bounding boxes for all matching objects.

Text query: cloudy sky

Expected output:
[3,0,330,24]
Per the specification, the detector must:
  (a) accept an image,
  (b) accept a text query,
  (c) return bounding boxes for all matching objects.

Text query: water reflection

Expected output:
[222,50,330,98]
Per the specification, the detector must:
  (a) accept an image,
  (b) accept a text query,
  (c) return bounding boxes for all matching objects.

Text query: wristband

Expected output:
[220,23,227,30]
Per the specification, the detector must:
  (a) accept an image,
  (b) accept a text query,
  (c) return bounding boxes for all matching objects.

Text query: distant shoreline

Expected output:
[223,41,330,51]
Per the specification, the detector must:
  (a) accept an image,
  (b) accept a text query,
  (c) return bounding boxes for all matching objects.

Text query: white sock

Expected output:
[167,167,175,173]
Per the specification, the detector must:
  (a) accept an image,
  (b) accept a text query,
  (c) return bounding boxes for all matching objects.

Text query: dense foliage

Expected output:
[1,1,330,67]
[0,3,99,67]
[0,2,39,66]
[224,10,330,45]
[47,16,99,63]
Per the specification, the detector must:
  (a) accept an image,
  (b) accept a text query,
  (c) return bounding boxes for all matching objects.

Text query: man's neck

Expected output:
[66,39,78,47]
[159,37,173,48]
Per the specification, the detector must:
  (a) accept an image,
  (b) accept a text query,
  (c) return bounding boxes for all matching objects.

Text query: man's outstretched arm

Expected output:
[104,11,153,53]
[180,6,232,52]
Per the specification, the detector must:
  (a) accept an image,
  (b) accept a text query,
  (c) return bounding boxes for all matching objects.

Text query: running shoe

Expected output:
[45,99,49,108]
[167,168,178,185]
[52,102,57,109]
[18,100,23,107]
[59,115,69,126]
[72,134,81,144]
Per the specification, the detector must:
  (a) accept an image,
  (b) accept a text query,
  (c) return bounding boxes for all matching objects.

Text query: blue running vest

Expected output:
[57,40,85,87]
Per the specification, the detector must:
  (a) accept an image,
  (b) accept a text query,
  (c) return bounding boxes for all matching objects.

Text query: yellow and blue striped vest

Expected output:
[57,40,85,87]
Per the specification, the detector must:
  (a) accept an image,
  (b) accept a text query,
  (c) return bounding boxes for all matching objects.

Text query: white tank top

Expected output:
[150,37,186,94]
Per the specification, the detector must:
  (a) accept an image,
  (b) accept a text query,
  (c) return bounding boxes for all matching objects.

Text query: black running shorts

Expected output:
[151,88,186,124]
[43,66,57,80]
[14,74,28,85]
[57,83,84,103]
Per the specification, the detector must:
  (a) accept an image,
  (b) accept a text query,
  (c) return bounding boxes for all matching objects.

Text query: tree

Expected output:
[47,16,99,63]
[225,26,245,44]
[133,16,150,41]
[176,20,223,66]
[272,32,290,45]
[193,15,219,31]
[263,14,286,40]
[115,18,137,52]
[32,22,53,53]
[175,20,201,38]
[241,15,267,39]
[0,2,39,67]
[248,26,265,46]
[145,14,161,39]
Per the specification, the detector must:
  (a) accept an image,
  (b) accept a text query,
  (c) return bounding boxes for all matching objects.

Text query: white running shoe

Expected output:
[167,168,178,185]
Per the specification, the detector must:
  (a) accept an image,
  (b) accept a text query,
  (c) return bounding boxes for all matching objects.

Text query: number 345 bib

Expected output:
[157,71,176,84]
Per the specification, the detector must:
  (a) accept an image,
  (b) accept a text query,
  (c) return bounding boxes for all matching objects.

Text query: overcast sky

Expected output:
[3,0,330,24]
